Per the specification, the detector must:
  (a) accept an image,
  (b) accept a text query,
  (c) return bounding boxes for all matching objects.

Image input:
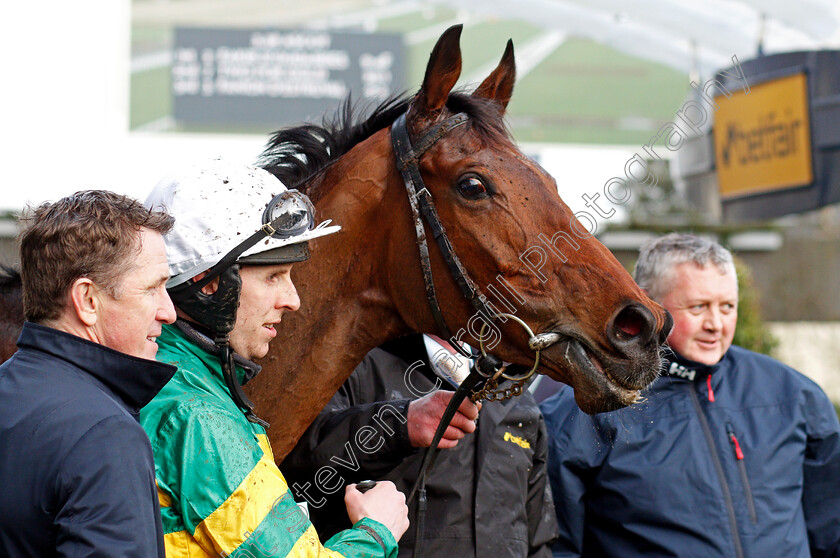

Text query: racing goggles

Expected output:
[260,190,316,239]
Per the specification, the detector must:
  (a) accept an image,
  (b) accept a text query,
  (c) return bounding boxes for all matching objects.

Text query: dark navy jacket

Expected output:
[541,345,840,558]
[0,322,176,557]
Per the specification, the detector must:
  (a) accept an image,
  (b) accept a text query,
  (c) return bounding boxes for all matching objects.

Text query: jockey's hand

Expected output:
[406,390,481,448]
[345,481,410,542]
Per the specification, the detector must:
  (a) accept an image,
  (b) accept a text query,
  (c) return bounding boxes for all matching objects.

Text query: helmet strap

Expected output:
[167,207,305,430]
[217,334,270,428]
[169,266,270,428]
[169,210,304,300]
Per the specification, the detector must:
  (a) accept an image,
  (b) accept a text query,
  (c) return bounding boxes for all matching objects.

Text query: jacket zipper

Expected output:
[727,423,758,524]
[689,387,745,558]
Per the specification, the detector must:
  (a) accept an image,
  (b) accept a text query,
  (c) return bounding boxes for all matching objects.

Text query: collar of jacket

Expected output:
[661,349,725,382]
[172,318,261,384]
[16,321,176,411]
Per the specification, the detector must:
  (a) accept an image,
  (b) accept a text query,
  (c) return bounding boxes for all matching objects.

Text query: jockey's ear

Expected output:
[191,271,219,296]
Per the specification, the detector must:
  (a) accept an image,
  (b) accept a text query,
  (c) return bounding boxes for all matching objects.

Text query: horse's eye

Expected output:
[457,175,487,199]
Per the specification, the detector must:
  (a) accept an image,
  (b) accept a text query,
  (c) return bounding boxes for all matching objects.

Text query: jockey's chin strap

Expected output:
[169,208,306,430]
[217,334,269,429]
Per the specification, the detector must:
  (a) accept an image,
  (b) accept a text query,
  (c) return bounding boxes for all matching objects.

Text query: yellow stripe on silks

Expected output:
[289,523,346,557]
[158,485,172,508]
[164,530,211,558]
[192,453,289,556]
[256,433,275,461]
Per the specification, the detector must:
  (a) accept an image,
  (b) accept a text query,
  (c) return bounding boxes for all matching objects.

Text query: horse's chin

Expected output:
[542,338,659,414]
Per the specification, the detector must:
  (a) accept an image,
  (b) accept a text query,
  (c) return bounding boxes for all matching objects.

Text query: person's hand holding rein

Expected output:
[407,390,481,448]
[344,481,410,541]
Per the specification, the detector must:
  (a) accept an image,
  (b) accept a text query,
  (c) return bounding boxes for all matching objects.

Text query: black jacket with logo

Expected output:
[282,335,559,557]
[0,322,176,557]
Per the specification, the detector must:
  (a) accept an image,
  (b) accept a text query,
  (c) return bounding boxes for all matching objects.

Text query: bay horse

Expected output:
[253,25,672,460]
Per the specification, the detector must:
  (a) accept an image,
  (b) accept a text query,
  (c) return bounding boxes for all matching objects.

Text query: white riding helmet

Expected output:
[145,158,339,426]
[146,157,340,288]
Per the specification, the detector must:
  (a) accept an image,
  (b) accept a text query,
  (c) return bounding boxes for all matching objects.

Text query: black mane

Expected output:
[257,91,510,195]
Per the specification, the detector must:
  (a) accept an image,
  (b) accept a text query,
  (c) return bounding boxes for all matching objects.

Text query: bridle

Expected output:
[391,111,493,355]
[391,111,561,370]
[390,110,562,556]
[391,110,562,381]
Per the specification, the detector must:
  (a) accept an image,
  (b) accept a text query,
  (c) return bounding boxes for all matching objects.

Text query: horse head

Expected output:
[256,24,672,458]
[377,25,671,414]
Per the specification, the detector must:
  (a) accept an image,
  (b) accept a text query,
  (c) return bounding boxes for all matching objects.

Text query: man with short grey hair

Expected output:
[634,233,736,301]
[541,232,840,557]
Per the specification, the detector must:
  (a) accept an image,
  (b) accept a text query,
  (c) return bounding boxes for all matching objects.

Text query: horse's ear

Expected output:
[408,24,463,126]
[474,39,516,110]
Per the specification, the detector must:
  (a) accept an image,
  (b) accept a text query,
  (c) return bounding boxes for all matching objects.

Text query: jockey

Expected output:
[140,158,409,558]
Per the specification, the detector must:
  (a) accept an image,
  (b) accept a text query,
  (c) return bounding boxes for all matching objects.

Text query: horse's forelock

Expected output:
[257,91,510,194]
[446,92,511,145]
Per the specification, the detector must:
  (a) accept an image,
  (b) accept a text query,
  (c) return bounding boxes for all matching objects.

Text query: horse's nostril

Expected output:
[610,303,656,348]
[615,310,643,339]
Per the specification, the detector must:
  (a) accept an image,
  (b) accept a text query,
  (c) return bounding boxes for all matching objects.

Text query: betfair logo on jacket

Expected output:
[665,362,696,381]
[503,431,531,449]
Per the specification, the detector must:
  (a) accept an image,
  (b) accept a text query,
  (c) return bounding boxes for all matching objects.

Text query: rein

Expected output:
[390,111,557,556]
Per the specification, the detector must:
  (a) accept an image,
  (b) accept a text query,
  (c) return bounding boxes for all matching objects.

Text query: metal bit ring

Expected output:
[478,313,540,381]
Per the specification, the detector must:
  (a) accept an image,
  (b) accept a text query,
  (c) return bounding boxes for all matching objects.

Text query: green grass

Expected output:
[130,66,170,129]
[508,37,689,144]
[375,5,458,34]
[131,24,171,54]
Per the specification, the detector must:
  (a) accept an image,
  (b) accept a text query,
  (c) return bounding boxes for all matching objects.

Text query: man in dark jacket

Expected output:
[0,191,177,557]
[283,333,560,557]
[541,233,840,557]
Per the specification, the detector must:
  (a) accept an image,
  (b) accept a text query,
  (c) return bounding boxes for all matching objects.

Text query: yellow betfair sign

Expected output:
[714,73,813,199]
